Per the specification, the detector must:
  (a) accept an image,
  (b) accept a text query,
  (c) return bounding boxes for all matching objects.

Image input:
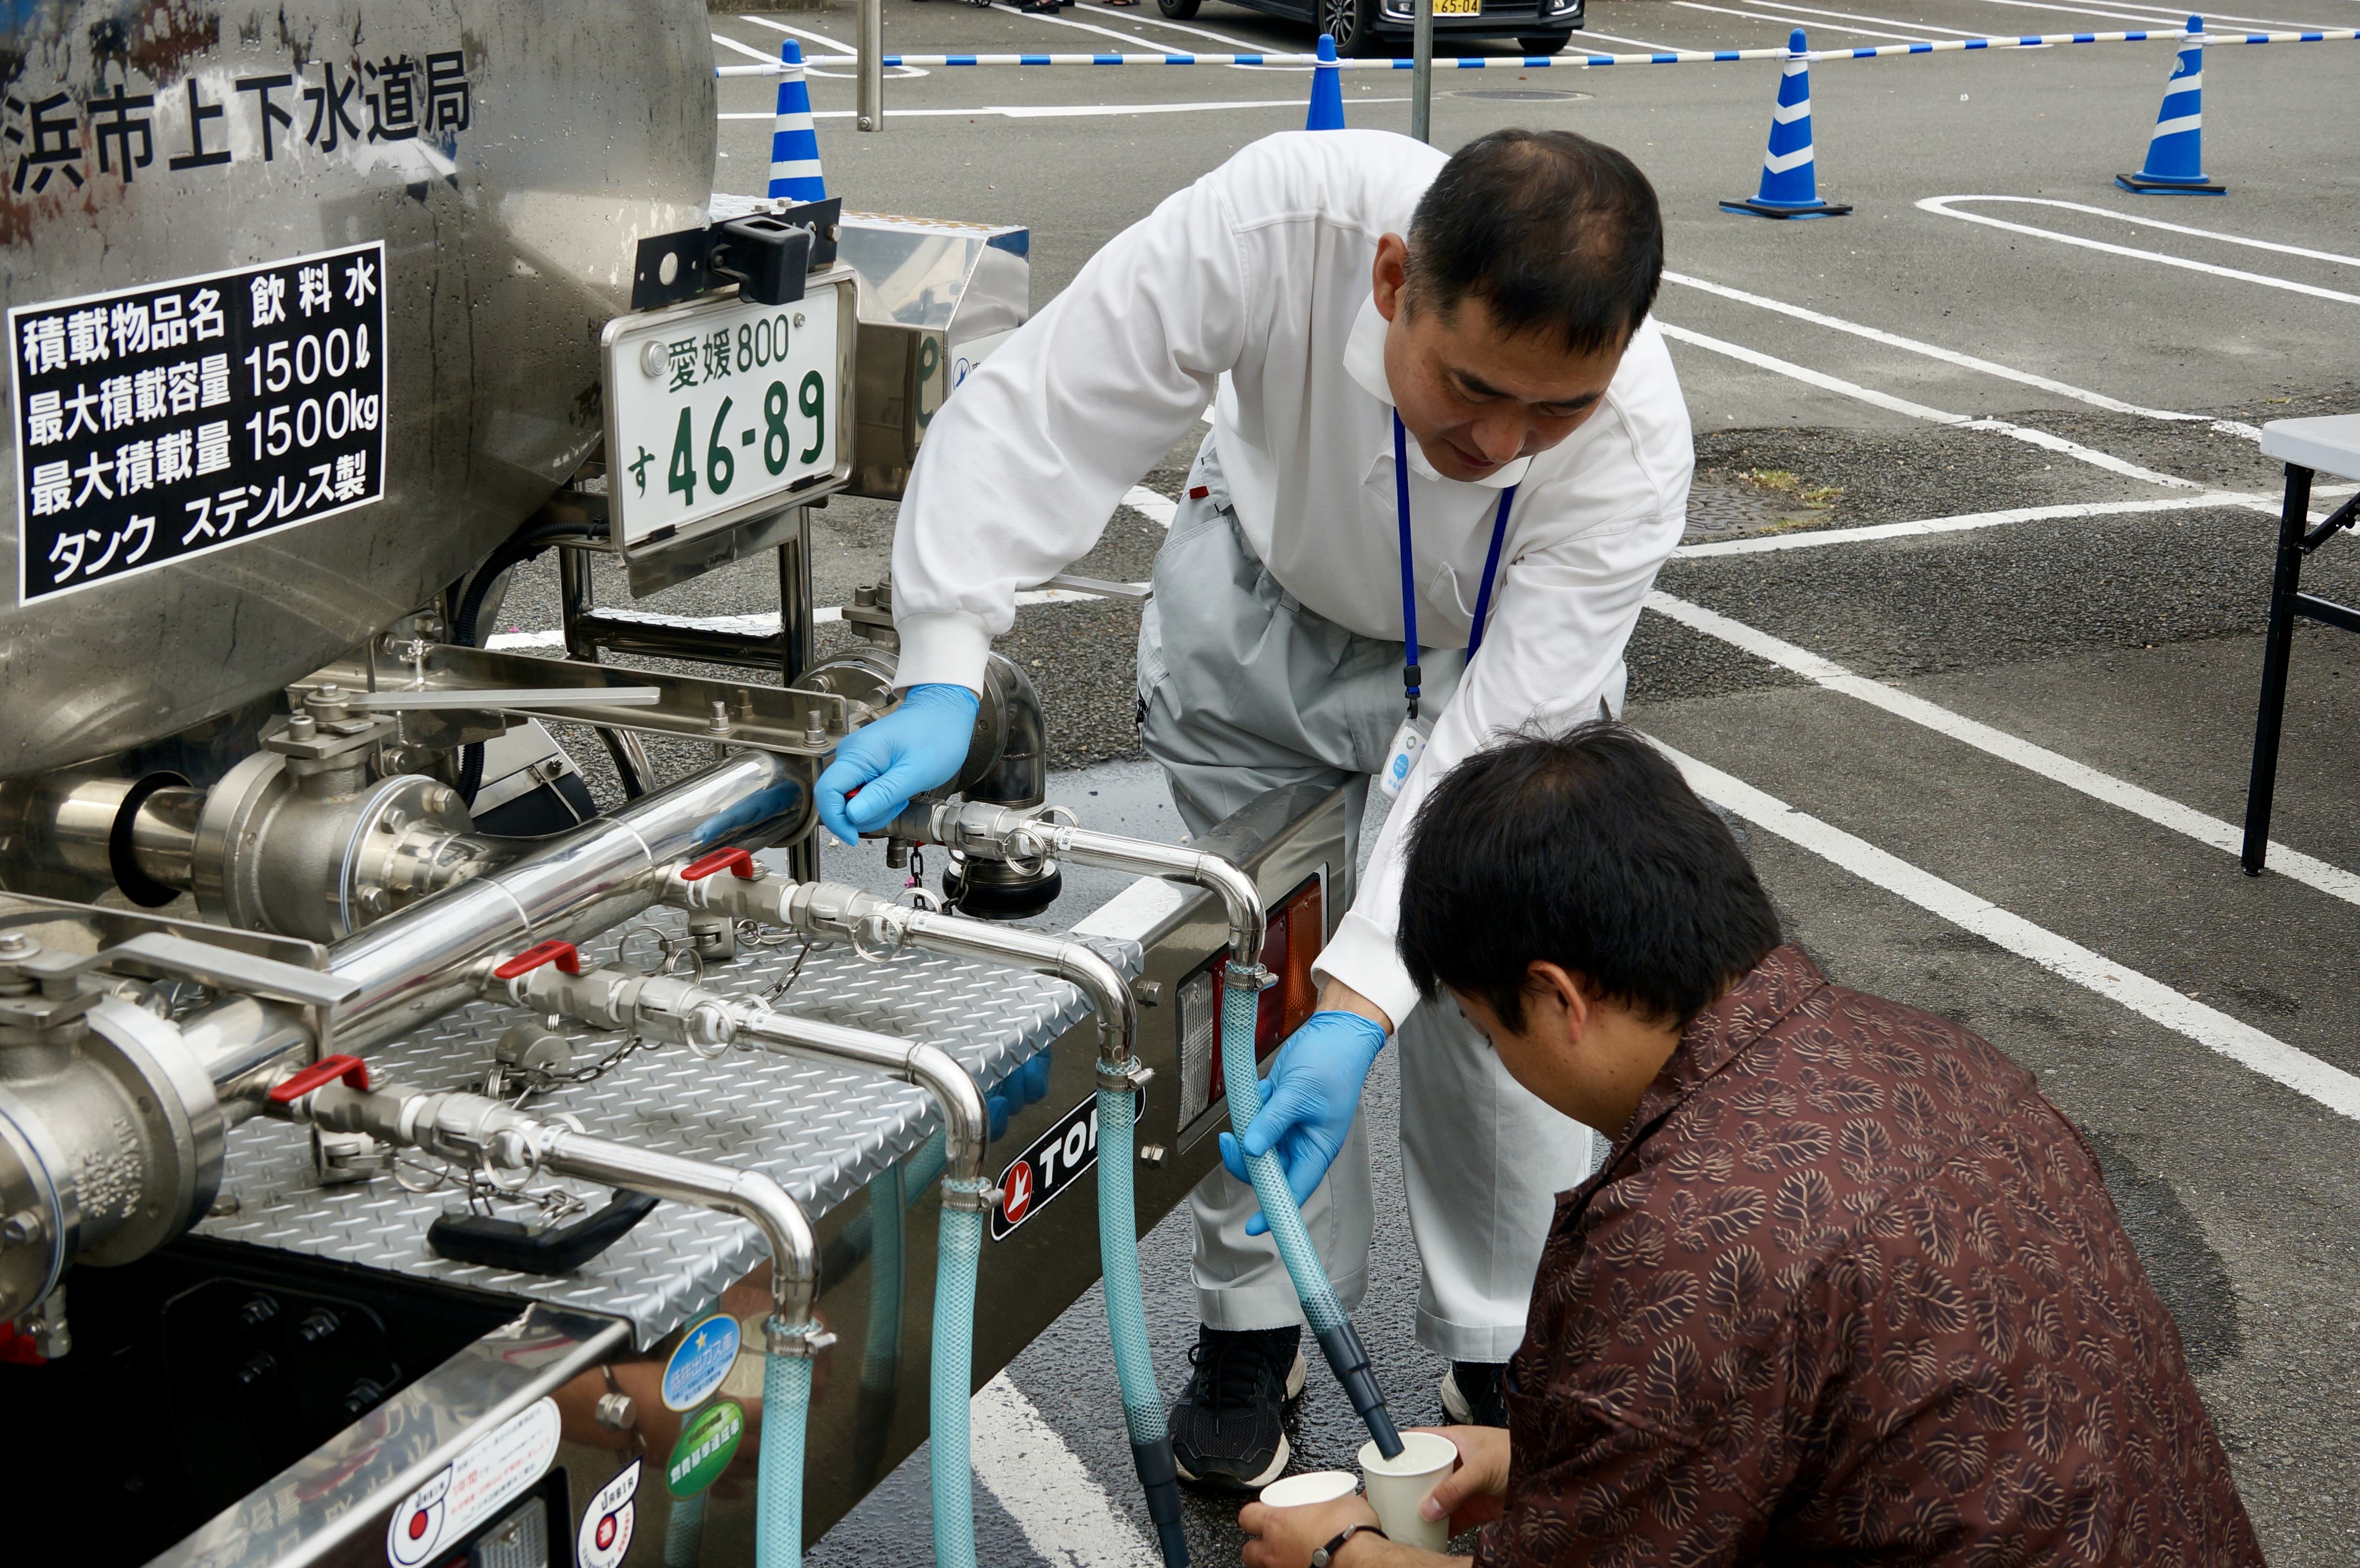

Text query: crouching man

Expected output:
[1242,722,2260,1568]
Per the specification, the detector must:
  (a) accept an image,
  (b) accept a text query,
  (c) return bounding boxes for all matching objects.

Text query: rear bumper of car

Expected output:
[1368,0,1586,38]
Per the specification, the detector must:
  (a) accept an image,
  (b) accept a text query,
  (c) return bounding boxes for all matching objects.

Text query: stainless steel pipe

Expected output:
[288,1078,824,1347]
[320,750,806,1051]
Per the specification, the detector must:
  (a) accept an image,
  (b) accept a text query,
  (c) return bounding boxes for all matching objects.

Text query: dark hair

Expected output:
[1405,129,1663,356]
[1397,721,1780,1030]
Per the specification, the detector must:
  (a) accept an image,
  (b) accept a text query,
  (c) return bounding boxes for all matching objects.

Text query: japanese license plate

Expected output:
[1435,0,1482,12]
[600,271,855,552]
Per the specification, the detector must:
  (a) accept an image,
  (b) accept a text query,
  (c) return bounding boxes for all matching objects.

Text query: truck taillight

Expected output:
[1177,875,1326,1134]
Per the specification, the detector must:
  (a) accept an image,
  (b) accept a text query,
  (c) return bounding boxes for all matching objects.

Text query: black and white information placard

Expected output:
[12,240,386,604]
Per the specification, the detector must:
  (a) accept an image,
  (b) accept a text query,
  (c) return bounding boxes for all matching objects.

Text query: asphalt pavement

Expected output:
[506,2,2360,1559]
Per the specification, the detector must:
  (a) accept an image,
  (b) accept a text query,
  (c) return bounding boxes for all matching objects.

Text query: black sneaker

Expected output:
[1439,1360,1509,1428]
[1168,1324,1308,1491]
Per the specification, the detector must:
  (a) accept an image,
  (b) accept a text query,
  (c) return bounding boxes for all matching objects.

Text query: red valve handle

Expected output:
[681,847,758,882]
[268,1054,371,1104]
[492,939,582,980]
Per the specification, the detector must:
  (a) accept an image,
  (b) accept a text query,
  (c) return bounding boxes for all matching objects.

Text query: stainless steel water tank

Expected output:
[0,0,717,778]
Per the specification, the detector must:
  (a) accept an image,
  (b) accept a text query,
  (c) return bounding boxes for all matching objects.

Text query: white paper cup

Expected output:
[1258,1470,1360,1509]
[1358,1431,1457,1551]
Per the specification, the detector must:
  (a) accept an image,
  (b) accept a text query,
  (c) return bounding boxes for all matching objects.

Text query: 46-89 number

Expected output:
[666,369,826,506]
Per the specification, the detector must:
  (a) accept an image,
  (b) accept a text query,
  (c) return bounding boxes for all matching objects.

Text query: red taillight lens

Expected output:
[1184,876,1328,1127]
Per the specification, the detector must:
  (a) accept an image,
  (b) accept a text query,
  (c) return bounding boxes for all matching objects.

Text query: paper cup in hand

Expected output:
[1258,1471,1359,1509]
[1358,1432,1457,1550]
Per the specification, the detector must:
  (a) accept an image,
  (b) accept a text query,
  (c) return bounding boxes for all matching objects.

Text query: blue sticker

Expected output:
[661,1312,741,1412]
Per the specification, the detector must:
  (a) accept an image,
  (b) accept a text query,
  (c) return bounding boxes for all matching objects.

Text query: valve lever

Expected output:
[680,847,760,882]
[493,940,582,980]
[268,1054,371,1103]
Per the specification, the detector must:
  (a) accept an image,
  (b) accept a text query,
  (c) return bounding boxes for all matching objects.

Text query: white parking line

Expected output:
[1670,492,2264,558]
[1674,0,1935,38]
[1949,0,2341,33]
[1655,321,2205,489]
[1123,486,1178,527]
[971,1372,1158,1567]
[1706,0,1999,35]
[1661,741,2360,1123]
[1644,589,2360,910]
[1661,270,2260,440]
[1918,197,2360,308]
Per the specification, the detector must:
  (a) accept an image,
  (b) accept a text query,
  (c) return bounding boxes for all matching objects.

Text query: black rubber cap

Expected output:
[943,865,1063,920]
[1315,1321,1404,1459]
[1132,1439,1190,1568]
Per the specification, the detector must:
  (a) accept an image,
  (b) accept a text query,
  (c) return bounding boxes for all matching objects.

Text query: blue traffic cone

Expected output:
[768,40,827,202]
[1306,33,1346,131]
[1721,31,1851,219]
[2117,18,2223,194]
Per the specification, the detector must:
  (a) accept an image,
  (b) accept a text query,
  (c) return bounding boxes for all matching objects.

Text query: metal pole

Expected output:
[858,0,884,131]
[1412,0,1434,142]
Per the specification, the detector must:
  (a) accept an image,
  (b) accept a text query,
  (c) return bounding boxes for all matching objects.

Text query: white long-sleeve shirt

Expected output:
[892,128,1694,1026]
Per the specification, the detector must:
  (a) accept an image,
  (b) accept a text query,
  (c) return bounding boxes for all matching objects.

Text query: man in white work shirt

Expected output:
[816,126,1693,1489]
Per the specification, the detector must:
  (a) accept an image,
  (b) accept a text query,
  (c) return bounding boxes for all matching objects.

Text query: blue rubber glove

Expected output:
[814,683,978,845]
[1219,1009,1388,1236]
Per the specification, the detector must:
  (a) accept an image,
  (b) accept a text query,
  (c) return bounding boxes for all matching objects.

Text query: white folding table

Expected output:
[2243,415,2360,873]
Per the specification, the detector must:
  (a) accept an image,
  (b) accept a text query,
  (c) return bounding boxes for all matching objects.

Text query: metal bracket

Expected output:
[303,645,852,758]
[631,198,845,312]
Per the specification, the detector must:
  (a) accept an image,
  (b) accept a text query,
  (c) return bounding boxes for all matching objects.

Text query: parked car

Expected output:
[1159,0,1586,59]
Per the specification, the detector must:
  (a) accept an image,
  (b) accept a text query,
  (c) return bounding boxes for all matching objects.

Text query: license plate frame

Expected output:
[599,267,858,557]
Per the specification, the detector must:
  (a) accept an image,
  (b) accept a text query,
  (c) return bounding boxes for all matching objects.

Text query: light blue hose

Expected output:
[756,1338,814,1568]
[864,1163,906,1394]
[1101,1074,1190,1565]
[1096,1081,1166,1447]
[931,1184,988,1568]
[1222,969,1401,1456]
[1220,977,1342,1332]
[664,1490,705,1568]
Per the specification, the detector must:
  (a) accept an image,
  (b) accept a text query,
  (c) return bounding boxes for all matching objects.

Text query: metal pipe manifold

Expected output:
[271,1065,828,1352]
[895,800,1269,985]
[491,940,993,1198]
[664,856,1139,1080]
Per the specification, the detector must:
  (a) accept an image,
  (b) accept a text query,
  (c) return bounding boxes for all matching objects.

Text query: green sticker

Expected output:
[665,1400,745,1499]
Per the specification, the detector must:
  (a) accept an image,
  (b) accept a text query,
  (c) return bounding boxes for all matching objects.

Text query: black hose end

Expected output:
[1314,1323,1404,1460]
[1131,1439,1190,1568]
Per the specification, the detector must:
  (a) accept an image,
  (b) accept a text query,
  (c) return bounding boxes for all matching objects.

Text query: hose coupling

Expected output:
[1095,1059,1155,1095]
[938,1176,1002,1214]
[1225,960,1275,992]
[765,1314,837,1359]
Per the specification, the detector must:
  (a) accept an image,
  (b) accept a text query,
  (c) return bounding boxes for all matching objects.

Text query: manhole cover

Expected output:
[1451,89,1591,101]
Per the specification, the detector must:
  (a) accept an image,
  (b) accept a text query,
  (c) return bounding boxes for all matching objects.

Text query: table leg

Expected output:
[2242,463,2315,874]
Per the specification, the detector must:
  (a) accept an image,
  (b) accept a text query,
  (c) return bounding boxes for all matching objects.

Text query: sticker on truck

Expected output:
[384,1396,561,1567]
[989,1085,1144,1242]
[11,241,388,605]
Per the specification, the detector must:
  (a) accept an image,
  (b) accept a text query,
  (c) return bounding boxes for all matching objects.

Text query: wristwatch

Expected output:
[1311,1524,1389,1567]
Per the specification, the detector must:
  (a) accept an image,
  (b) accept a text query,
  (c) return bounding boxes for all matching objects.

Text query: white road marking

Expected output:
[971,1372,1159,1568]
[1707,0,2006,36]
[1571,27,1696,49]
[1661,270,2260,440]
[1918,197,2360,308]
[1948,0,2339,33]
[712,31,782,63]
[1675,0,1936,37]
[980,0,1299,68]
[1670,493,2266,558]
[1656,321,2205,489]
[734,13,858,53]
[1123,486,1179,528]
[1644,590,2360,911]
[1659,741,2360,1123]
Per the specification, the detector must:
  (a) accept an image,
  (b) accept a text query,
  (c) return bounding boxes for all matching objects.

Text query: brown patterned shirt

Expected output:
[1478,946,2261,1568]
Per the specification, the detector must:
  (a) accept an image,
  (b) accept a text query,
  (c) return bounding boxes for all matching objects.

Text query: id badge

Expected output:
[1376,714,1431,800]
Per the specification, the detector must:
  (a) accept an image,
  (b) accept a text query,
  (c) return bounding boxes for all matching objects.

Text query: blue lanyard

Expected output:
[1394,412,1516,720]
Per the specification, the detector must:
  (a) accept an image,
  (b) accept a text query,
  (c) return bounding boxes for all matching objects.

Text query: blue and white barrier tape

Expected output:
[715,26,2356,73]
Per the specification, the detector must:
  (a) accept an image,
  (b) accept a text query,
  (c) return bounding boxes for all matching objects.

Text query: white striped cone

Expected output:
[1721,30,1851,218]
[768,40,826,202]
[2117,17,2224,193]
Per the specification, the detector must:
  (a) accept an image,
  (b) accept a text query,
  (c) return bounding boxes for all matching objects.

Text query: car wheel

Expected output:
[1158,0,1202,16]
[1320,0,1387,58]
[1515,30,1572,52]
